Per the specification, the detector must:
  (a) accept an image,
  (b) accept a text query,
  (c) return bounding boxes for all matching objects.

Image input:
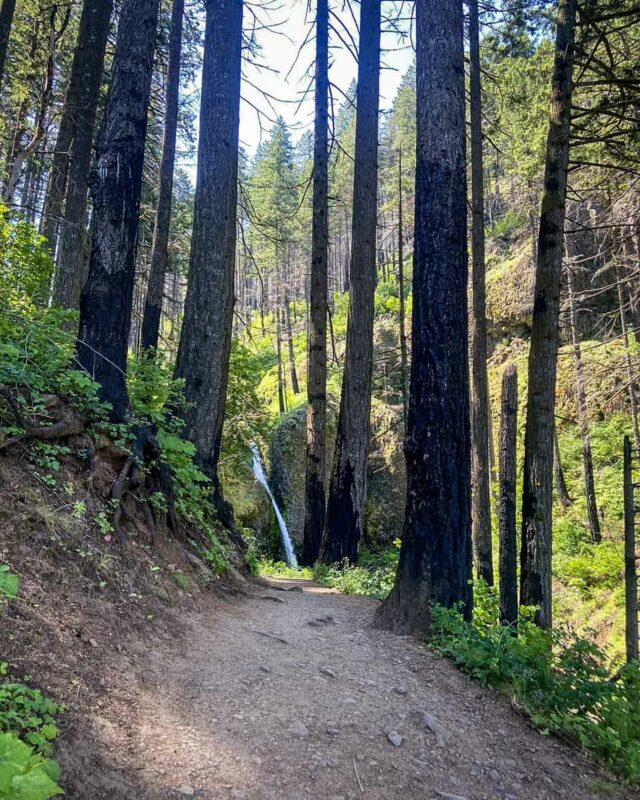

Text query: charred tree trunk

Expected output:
[321,0,380,565]
[617,268,640,452]
[302,0,329,567]
[565,261,600,543]
[53,0,114,309]
[397,148,409,434]
[42,0,114,256]
[521,0,576,629]
[623,436,639,662]
[284,284,300,394]
[469,0,493,586]
[173,0,243,488]
[0,0,16,89]
[141,0,184,352]
[375,0,472,634]
[553,425,572,507]
[499,365,518,627]
[76,0,160,422]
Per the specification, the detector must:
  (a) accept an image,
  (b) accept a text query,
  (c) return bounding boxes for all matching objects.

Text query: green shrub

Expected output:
[0,683,62,757]
[0,567,18,602]
[0,732,62,800]
[430,582,640,781]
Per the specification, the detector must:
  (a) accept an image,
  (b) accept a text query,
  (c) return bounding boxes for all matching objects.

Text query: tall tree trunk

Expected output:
[375,0,472,634]
[553,425,572,507]
[302,0,329,566]
[521,0,576,629]
[0,0,15,90]
[499,365,518,627]
[276,300,286,414]
[3,5,70,204]
[41,0,114,259]
[469,0,493,586]
[141,0,184,351]
[76,0,160,422]
[565,260,601,543]
[617,267,640,452]
[53,1,114,309]
[397,148,408,434]
[173,0,243,487]
[623,436,639,662]
[284,284,300,394]
[320,0,380,565]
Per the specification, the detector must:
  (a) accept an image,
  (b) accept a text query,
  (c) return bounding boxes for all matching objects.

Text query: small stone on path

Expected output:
[288,720,310,737]
[387,731,403,747]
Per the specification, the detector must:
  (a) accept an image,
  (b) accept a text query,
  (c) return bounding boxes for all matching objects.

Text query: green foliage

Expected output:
[0,567,19,602]
[312,550,398,601]
[259,547,399,601]
[0,208,53,302]
[170,570,188,590]
[430,583,640,781]
[0,683,62,757]
[0,732,62,800]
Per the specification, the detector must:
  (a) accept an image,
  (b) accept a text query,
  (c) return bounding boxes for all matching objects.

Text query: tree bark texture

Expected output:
[41,0,114,257]
[521,0,576,629]
[141,0,184,351]
[397,148,409,434]
[565,259,601,543]
[553,425,572,507]
[375,0,472,635]
[469,0,493,586]
[302,0,329,566]
[499,365,518,627]
[321,0,380,565]
[76,0,160,421]
[173,0,243,486]
[53,0,114,309]
[0,0,16,89]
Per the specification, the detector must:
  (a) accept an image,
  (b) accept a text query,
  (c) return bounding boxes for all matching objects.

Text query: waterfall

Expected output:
[250,443,299,569]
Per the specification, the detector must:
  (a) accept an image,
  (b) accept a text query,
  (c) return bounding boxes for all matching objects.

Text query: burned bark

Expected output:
[0,0,16,89]
[375,0,472,634]
[41,0,114,257]
[302,0,329,566]
[141,0,184,352]
[321,0,380,565]
[53,0,114,309]
[76,0,160,421]
[521,0,577,629]
[499,365,518,627]
[469,0,493,586]
[173,0,243,488]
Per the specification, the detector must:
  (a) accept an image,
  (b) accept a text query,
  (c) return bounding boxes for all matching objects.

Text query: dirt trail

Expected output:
[57,579,629,800]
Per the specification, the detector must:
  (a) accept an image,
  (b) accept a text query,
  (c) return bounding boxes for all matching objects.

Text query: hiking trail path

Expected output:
[57,578,629,800]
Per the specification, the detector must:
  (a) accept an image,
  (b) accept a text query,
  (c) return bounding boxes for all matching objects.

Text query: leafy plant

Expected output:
[0,732,62,800]
[0,682,63,756]
[430,582,640,781]
[0,567,18,602]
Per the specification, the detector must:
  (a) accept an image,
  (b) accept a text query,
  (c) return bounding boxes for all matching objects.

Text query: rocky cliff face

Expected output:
[267,402,406,559]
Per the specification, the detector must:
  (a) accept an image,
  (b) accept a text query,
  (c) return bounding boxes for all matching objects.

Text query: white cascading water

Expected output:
[250,443,299,569]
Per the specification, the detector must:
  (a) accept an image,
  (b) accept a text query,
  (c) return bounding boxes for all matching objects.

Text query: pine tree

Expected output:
[140,0,184,352]
[302,0,329,566]
[76,0,160,421]
[174,0,243,487]
[520,0,577,629]
[321,0,381,565]
[375,0,472,634]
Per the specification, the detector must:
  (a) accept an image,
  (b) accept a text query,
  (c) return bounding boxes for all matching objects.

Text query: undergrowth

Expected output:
[430,581,640,782]
[259,546,399,601]
[0,566,63,799]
